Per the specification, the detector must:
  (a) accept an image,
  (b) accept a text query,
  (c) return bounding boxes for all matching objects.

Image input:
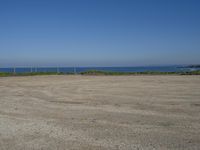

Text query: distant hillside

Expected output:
[187,65,200,68]
[178,65,200,68]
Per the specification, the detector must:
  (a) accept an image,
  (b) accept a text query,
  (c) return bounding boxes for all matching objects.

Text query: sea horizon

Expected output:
[0,65,199,73]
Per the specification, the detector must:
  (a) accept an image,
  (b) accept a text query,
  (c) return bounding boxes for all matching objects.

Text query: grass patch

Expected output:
[16,72,65,76]
[0,72,73,77]
[0,70,200,77]
[80,70,200,75]
[0,72,13,77]
[179,70,200,75]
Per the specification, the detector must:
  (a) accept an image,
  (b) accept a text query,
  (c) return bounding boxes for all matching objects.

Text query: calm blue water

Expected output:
[0,66,197,73]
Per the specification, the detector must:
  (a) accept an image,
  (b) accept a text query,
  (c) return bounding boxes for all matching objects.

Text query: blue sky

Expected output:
[0,0,200,67]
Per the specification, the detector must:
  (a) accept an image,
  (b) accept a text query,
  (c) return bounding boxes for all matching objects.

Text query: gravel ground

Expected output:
[0,75,200,150]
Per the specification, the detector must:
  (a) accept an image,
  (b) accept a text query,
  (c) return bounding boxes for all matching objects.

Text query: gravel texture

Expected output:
[0,75,200,150]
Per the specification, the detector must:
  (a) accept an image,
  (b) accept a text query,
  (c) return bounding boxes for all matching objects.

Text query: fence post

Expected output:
[74,67,76,74]
[57,67,60,74]
[13,67,16,74]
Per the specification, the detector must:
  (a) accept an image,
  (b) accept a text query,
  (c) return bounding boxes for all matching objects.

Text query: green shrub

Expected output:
[0,70,200,77]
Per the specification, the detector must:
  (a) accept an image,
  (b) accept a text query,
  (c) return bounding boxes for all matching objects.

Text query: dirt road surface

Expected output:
[0,75,200,150]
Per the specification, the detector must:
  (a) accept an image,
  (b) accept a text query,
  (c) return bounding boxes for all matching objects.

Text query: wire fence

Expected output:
[0,67,78,74]
[0,66,196,74]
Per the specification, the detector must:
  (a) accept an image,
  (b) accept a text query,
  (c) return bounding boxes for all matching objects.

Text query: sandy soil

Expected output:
[0,75,200,150]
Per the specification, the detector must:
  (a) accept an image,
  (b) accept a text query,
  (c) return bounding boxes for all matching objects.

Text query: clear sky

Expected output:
[0,0,200,67]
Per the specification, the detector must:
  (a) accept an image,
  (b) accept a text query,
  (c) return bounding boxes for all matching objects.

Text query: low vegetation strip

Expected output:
[0,72,66,77]
[1,70,200,77]
[80,70,200,75]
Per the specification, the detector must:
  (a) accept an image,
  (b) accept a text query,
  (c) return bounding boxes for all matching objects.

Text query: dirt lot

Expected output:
[0,75,200,150]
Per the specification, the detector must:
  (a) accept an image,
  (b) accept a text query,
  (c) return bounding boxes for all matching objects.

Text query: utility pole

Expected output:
[13,67,16,74]
[57,67,60,74]
[74,67,76,74]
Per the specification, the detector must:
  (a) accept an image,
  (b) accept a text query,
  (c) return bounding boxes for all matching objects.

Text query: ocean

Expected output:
[0,66,197,74]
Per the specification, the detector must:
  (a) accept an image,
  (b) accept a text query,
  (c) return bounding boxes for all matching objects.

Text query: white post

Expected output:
[57,67,59,74]
[13,67,16,74]
[74,67,76,74]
